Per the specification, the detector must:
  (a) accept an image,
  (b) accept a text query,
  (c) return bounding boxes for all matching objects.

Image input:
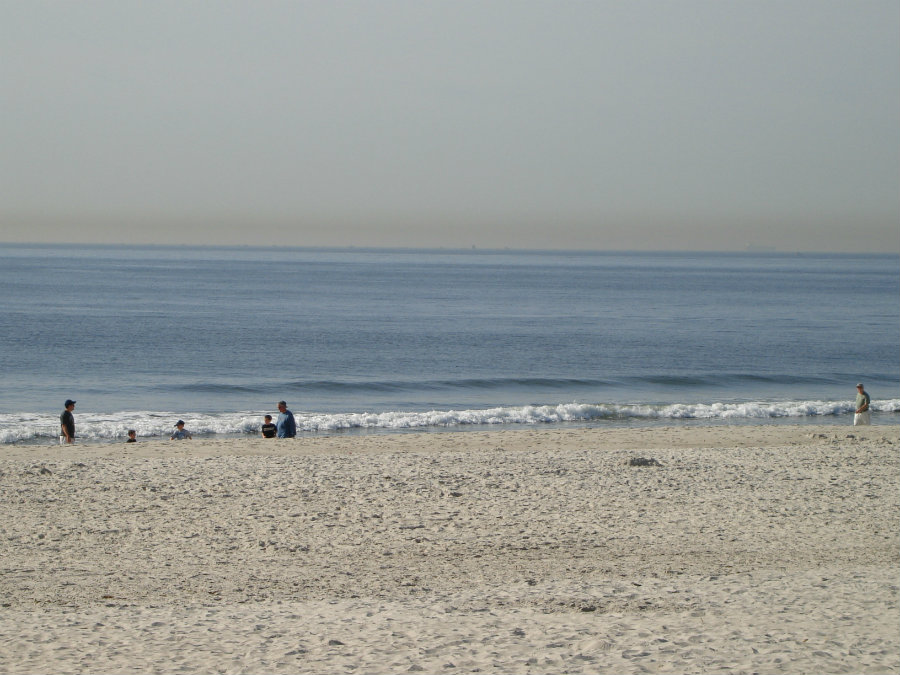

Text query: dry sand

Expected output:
[1,424,897,674]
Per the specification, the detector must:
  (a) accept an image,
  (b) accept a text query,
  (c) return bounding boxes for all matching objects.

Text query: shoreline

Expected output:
[2,424,898,673]
[5,422,897,459]
[5,411,899,450]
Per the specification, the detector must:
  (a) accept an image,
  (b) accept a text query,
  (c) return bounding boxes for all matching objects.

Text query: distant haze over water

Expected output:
[1,245,897,443]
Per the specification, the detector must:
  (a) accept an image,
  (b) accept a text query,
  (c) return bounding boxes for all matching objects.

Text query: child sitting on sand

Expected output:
[170,420,192,440]
[261,415,277,438]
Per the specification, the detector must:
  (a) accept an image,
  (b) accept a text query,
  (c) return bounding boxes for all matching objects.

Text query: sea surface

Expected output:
[1,245,897,444]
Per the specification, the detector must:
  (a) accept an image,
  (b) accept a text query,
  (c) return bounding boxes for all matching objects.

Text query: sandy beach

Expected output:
[1,424,897,674]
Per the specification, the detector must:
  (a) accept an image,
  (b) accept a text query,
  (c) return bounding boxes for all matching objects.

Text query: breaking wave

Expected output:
[2,399,898,444]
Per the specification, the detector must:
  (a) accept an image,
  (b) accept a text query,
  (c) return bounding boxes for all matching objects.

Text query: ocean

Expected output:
[1,245,897,444]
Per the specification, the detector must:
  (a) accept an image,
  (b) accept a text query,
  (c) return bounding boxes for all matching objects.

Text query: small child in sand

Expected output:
[170,420,192,440]
[126,430,137,443]
[261,415,277,438]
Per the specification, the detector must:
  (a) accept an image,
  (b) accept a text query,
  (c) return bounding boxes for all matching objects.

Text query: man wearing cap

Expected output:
[853,383,871,426]
[171,420,193,440]
[276,401,297,438]
[60,399,76,444]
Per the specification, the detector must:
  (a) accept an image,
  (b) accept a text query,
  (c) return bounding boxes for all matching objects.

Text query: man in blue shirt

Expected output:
[276,400,297,438]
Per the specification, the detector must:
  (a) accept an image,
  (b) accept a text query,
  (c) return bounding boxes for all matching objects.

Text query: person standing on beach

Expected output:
[853,383,871,425]
[60,399,76,444]
[276,401,296,438]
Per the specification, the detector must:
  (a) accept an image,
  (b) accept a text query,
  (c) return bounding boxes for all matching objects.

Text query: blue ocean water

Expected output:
[1,245,897,443]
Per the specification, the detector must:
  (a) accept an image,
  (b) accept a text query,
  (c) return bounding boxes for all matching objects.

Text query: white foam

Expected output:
[2,399,898,444]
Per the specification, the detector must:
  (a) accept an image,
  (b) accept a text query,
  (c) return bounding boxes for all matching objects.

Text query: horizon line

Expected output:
[1,241,899,257]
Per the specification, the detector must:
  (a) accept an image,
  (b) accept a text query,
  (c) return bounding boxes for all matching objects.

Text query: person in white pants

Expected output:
[853,383,871,425]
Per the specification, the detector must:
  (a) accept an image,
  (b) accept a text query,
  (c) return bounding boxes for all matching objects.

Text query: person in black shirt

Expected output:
[60,399,76,444]
[261,415,277,438]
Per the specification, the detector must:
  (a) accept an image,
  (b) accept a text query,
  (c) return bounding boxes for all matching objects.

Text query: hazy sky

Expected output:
[2,1,898,252]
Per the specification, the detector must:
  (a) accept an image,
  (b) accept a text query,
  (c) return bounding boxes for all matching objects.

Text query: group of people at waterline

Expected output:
[58,386,874,444]
[58,400,298,444]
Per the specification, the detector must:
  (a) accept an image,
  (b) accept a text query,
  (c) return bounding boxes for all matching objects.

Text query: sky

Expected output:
[1,1,898,252]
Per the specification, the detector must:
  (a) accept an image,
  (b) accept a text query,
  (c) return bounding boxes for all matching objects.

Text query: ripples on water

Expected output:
[1,245,897,442]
